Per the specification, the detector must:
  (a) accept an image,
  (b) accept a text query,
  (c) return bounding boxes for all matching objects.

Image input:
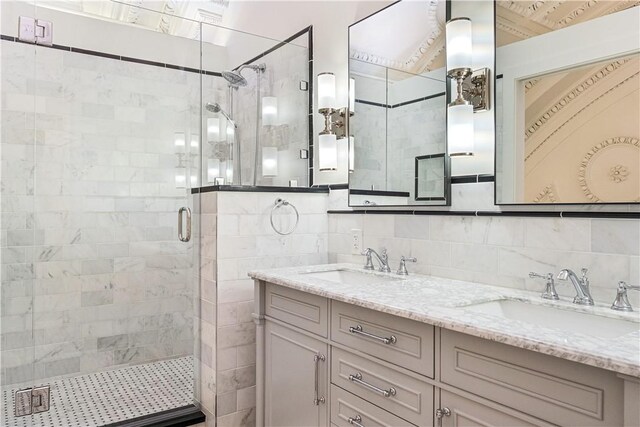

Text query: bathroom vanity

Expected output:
[250,265,640,427]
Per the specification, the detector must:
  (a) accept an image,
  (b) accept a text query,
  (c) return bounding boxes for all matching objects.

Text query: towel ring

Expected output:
[270,198,299,235]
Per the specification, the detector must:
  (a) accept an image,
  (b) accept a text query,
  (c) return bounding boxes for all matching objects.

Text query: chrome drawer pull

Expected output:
[313,353,326,405]
[348,415,365,427]
[348,372,396,398]
[349,324,397,345]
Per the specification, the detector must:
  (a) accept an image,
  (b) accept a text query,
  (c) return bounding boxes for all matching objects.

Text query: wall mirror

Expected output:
[348,0,450,207]
[495,3,639,205]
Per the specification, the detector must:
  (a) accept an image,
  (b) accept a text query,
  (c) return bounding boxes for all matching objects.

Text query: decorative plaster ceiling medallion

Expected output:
[578,137,640,202]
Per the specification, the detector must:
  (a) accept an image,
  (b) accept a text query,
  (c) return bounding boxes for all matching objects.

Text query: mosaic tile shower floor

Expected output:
[1,356,194,427]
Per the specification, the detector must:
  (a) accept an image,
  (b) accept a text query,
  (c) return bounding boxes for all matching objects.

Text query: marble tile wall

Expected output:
[200,191,328,426]
[1,41,198,385]
[329,213,640,307]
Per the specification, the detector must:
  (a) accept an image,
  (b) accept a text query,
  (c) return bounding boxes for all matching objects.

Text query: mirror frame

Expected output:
[493,3,640,208]
[347,0,452,208]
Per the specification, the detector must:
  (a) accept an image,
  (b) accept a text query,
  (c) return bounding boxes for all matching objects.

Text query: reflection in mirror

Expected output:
[495,3,639,204]
[348,0,450,207]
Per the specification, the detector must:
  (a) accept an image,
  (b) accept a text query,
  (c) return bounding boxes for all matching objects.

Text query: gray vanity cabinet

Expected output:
[255,281,637,427]
[264,321,329,427]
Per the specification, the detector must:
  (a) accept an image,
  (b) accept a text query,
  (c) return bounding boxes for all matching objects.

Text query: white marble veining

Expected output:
[249,263,640,377]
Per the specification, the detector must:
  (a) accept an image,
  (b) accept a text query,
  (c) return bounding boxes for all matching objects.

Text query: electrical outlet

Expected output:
[350,229,362,255]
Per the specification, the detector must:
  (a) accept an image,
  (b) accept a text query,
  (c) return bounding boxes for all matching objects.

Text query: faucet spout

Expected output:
[362,248,392,273]
[557,268,594,305]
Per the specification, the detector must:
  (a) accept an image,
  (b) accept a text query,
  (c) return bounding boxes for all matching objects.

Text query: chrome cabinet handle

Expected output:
[348,372,396,398]
[348,415,365,427]
[349,324,396,345]
[178,207,191,242]
[313,353,326,405]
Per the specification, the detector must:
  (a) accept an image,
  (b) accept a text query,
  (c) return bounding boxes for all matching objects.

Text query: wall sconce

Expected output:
[445,17,490,157]
[262,96,278,126]
[175,166,187,188]
[318,72,352,171]
[262,146,278,177]
[207,118,220,140]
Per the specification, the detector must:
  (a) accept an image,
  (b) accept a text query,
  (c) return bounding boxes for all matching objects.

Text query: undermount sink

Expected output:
[464,299,640,338]
[299,269,400,285]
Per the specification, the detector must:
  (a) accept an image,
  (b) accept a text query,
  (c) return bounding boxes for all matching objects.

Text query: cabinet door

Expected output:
[440,391,549,427]
[265,321,328,427]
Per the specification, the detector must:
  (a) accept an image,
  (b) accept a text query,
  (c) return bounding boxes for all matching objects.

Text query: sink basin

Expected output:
[299,269,400,285]
[464,299,640,338]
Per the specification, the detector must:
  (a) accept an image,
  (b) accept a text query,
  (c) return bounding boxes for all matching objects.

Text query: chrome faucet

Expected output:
[611,281,640,312]
[397,256,417,275]
[361,248,391,273]
[557,268,594,305]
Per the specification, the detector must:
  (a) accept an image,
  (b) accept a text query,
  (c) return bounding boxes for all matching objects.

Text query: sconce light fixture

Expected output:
[262,146,278,177]
[262,96,277,126]
[317,72,352,171]
[348,135,355,173]
[445,17,490,157]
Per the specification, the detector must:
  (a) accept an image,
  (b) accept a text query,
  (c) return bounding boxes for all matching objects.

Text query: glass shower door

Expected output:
[2,5,202,426]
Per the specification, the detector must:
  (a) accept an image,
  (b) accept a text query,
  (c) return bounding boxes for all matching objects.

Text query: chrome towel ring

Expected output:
[270,198,299,235]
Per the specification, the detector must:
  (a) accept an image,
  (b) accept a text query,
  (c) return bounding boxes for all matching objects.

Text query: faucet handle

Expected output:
[529,272,559,300]
[611,281,640,312]
[361,248,374,270]
[397,256,417,276]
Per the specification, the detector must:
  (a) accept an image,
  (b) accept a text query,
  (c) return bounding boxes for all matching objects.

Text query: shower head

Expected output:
[205,102,237,128]
[219,63,266,87]
[221,71,247,87]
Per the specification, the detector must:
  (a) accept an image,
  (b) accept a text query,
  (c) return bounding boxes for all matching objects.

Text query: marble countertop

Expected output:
[248,263,640,378]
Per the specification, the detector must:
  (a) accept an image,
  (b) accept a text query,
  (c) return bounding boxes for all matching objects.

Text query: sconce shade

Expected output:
[318,133,338,171]
[318,72,336,110]
[175,166,187,188]
[226,122,235,137]
[174,132,186,154]
[447,103,474,156]
[262,97,278,126]
[446,18,472,72]
[262,147,278,177]
[207,118,220,140]
[190,169,198,187]
[207,158,220,183]
[349,78,355,112]
[348,136,355,173]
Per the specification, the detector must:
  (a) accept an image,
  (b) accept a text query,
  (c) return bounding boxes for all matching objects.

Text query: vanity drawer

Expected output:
[440,330,624,427]
[331,347,434,426]
[330,301,434,377]
[331,384,416,427]
[265,283,328,337]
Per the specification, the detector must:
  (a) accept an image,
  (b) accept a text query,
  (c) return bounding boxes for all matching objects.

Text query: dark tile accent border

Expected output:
[327,209,640,219]
[104,405,204,427]
[350,189,410,197]
[192,185,329,194]
[355,91,445,110]
[451,174,495,184]
[2,34,222,77]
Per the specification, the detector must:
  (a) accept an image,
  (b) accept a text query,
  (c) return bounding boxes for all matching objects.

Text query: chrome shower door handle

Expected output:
[178,207,191,242]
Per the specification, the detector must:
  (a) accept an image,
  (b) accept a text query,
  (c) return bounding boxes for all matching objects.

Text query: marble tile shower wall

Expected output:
[1,42,198,385]
[387,96,446,197]
[329,214,640,307]
[207,191,328,426]
[352,102,386,190]
[232,43,309,186]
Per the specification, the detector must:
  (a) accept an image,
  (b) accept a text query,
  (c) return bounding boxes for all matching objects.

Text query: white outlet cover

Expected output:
[350,228,363,255]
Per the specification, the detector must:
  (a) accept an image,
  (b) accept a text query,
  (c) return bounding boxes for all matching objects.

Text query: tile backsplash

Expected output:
[329,213,640,307]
